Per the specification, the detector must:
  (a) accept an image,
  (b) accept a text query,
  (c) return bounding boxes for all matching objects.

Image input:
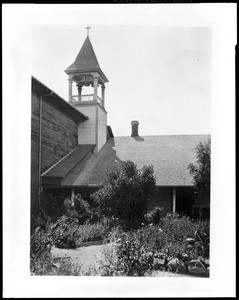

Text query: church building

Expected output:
[31,28,210,220]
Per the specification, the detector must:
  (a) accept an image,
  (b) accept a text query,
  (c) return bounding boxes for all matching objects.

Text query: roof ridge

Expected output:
[113,134,211,138]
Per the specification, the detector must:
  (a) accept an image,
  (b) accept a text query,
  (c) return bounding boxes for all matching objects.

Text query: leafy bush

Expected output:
[30,222,81,275]
[63,194,104,225]
[193,220,210,258]
[48,258,83,276]
[48,215,79,248]
[73,194,93,224]
[31,255,82,276]
[101,225,167,276]
[30,225,55,275]
[107,225,124,244]
[31,212,210,276]
[98,213,210,276]
[42,193,67,221]
[160,213,209,260]
[41,193,97,226]
[91,160,156,229]
[88,207,106,223]
[161,213,196,243]
[76,217,116,244]
[110,232,152,276]
[30,212,118,275]
[144,206,164,225]
[97,244,124,276]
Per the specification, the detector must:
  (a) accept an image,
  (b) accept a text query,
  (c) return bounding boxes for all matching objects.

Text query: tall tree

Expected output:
[91,160,156,229]
[188,137,211,203]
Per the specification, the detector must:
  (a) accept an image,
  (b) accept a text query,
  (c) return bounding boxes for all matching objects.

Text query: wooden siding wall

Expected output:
[97,105,107,151]
[31,93,78,216]
[31,94,40,216]
[75,104,107,151]
[76,105,96,145]
[41,101,78,173]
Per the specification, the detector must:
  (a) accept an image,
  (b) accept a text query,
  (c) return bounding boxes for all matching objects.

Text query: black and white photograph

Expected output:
[3,3,236,298]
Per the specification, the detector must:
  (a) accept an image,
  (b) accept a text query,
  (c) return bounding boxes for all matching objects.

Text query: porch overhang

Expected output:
[41,145,95,187]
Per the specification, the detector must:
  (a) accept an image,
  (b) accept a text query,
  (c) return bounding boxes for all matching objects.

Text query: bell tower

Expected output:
[65,26,109,152]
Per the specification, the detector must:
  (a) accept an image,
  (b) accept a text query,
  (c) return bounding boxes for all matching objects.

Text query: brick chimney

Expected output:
[131,120,139,137]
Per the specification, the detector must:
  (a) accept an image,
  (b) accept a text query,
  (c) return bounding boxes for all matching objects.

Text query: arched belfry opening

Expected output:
[64,26,109,152]
[68,70,107,108]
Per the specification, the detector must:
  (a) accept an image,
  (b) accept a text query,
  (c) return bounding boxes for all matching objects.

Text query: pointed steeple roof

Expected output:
[65,36,108,82]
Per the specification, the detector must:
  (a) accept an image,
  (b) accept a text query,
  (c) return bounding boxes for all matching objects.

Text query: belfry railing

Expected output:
[72,94,102,104]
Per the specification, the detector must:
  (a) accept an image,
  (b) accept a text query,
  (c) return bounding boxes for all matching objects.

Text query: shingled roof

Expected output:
[65,36,108,82]
[60,134,210,187]
[42,144,95,178]
[41,145,95,187]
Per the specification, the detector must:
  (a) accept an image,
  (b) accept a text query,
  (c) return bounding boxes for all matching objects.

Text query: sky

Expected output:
[32,24,211,137]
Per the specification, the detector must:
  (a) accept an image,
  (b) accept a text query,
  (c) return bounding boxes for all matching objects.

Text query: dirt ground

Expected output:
[51,243,193,277]
[51,243,112,273]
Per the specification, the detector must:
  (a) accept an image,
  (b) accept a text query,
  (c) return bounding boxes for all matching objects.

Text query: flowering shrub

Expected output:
[161,213,209,260]
[99,213,210,276]
[32,202,210,276]
[98,245,124,276]
[161,213,196,243]
[102,225,167,276]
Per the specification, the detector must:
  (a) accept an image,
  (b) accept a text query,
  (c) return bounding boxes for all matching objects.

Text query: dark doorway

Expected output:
[176,188,194,217]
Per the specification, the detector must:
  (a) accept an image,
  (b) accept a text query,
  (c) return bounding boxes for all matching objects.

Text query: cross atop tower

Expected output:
[65,28,109,152]
[65,27,109,107]
[85,25,91,37]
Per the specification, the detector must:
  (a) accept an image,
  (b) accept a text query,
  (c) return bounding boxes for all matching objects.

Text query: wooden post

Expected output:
[173,188,176,213]
[68,78,73,104]
[77,83,82,101]
[93,77,98,101]
[71,188,75,207]
[101,85,105,107]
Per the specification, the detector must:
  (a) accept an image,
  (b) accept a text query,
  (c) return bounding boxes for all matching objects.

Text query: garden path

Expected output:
[51,242,112,273]
[51,243,193,277]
